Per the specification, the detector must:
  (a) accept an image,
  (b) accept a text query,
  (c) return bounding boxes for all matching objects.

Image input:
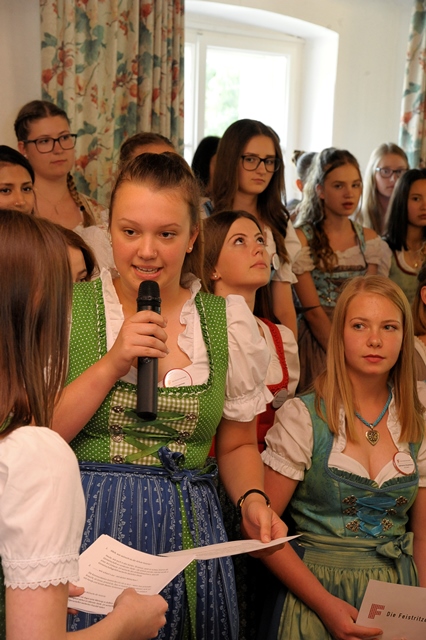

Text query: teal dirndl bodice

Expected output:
[289,393,419,540]
[299,222,368,307]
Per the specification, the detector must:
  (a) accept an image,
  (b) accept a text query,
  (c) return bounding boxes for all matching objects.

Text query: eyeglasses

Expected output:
[241,155,281,173]
[375,167,406,179]
[23,133,77,153]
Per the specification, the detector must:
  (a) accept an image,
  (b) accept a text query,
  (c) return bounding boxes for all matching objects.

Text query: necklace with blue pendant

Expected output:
[354,387,392,446]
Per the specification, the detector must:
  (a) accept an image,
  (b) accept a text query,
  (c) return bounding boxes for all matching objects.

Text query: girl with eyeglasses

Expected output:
[384,168,426,304]
[361,142,409,235]
[293,148,390,393]
[14,100,107,230]
[211,119,300,337]
[14,100,114,272]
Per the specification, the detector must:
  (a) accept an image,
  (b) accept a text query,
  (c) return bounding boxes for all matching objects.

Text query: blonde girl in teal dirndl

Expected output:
[53,153,287,639]
[262,275,426,640]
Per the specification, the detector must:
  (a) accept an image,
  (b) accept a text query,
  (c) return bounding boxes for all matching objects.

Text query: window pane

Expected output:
[204,47,288,146]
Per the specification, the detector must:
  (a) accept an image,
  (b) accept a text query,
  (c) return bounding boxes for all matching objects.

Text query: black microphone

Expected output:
[136,281,161,421]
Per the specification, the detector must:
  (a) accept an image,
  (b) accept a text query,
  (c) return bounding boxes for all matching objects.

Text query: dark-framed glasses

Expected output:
[241,155,281,173]
[375,166,406,179]
[23,133,77,153]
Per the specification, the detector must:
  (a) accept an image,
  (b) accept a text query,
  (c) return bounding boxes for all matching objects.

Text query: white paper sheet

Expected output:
[68,533,297,615]
[160,535,299,559]
[357,579,426,639]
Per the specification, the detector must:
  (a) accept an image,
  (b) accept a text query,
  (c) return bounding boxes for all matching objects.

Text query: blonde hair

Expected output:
[361,143,408,235]
[315,275,424,443]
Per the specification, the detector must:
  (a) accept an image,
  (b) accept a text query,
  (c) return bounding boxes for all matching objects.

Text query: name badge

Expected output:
[163,368,193,388]
[392,451,415,476]
[271,253,280,271]
[271,388,288,409]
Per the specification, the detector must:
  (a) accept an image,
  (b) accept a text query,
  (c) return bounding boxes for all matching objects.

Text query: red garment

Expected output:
[209,318,289,456]
[256,319,289,452]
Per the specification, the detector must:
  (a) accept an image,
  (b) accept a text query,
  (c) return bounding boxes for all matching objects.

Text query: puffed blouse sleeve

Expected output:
[292,245,314,275]
[364,236,392,276]
[0,428,85,589]
[224,295,273,421]
[261,397,314,480]
[265,222,300,284]
[75,224,115,272]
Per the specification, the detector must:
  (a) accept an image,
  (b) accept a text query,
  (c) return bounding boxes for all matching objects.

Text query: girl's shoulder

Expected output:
[362,226,379,241]
[295,223,312,246]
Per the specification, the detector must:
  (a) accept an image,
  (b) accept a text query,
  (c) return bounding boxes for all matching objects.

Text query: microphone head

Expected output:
[137,280,161,306]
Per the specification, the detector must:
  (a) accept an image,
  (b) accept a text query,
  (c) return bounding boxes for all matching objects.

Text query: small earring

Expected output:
[212,273,218,280]
[187,246,193,253]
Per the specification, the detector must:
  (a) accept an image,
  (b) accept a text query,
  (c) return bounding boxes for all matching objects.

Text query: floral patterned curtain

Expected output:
[40,0,184,204]
[399,0,426,168]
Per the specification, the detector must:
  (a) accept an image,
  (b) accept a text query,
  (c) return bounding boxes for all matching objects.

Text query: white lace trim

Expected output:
[6,575,79,590]
[3,553,79,590]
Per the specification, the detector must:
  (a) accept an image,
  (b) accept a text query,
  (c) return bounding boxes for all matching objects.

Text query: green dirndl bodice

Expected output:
[67,278,229,468]
[277,393,420,640]
[388,251,418,305]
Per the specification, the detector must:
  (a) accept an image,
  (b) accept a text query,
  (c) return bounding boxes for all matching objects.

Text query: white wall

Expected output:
[0,0,41,148]
[188,0,414,173]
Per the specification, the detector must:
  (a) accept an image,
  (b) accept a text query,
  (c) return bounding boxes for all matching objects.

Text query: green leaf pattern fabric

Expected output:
[40,0,184,204]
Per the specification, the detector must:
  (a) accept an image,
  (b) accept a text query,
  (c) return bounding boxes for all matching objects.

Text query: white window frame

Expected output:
[184,22,304,172]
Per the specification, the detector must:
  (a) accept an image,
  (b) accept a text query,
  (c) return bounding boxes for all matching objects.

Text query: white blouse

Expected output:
[256,319,299,397]
[74,223,115,274]
[101,270,273,421]
[262,386,426,488]
[292,236,391,277]
[395,249,417,274]
[0,427,85,589]
[266,219,301,284]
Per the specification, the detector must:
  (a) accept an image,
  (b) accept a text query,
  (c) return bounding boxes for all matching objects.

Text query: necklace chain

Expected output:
[354,387,392,446]
[36,187,69,214]
[405,244,425,269]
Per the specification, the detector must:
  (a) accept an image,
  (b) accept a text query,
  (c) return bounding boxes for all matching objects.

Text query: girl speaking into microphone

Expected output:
[53,152,286,638]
